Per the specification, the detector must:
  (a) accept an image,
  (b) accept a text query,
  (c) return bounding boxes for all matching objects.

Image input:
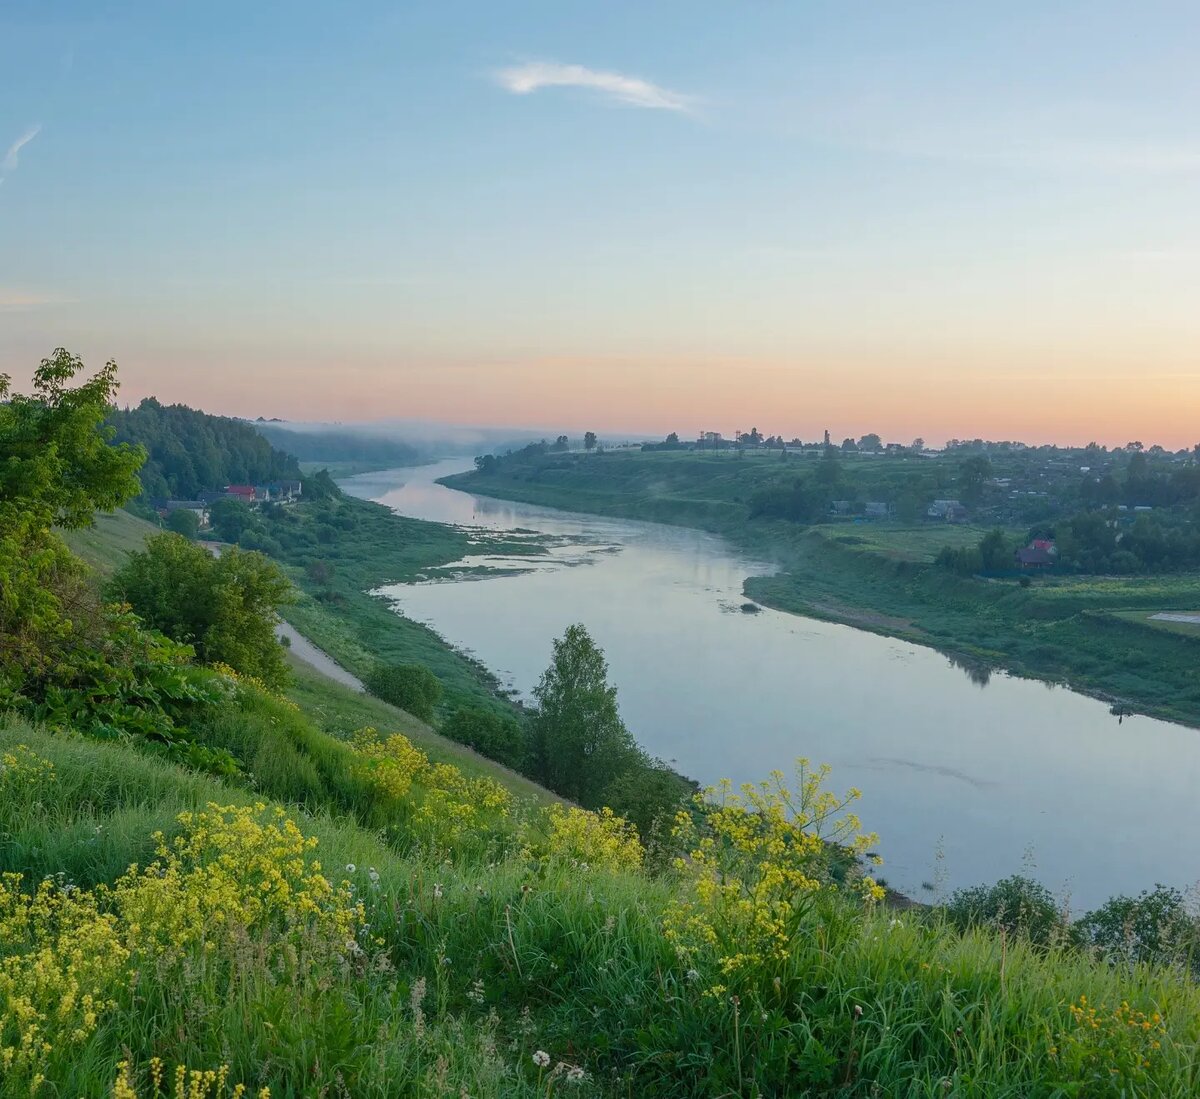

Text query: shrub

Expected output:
[165,508,199,539]
[942,874,1066,944]
[441,706,526,768]
[1075,885,1200,969]
[365,662,442,722]
[110,533,293,687]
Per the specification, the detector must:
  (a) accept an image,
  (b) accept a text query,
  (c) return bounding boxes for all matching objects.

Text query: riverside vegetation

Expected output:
[6,352,1200,1096]
[450,444,1200,727]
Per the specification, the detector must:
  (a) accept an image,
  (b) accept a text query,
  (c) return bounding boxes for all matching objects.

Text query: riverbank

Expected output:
[445,458,1200,729]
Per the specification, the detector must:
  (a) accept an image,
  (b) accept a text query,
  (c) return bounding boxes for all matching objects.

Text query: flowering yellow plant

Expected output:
[0,744,56,790]
[663,760,883,993]
[1050,995,1169,1092]
[536,803,643,873]
[113,1059,270,1099]
[351,727,513,847]
[0,874,128,1089]
[116,802,362,959]
[0,803,359,1090]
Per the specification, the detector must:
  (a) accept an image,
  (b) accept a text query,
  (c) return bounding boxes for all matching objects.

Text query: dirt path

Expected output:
[275,621,365,692]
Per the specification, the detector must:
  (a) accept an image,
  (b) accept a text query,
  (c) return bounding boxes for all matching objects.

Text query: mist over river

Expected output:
[342,459,1200,910]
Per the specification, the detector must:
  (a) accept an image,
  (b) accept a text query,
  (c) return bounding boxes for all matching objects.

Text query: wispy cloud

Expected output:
[494,61,691,111]
[0,288,67,311]
[0,124,42,186]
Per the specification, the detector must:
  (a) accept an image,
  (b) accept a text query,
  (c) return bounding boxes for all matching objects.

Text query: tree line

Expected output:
[107,397,304,500]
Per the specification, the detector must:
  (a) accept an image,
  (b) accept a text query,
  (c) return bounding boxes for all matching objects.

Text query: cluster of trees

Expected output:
[525,624,694,837]
[362,624,694,837]
[111,534,294,686]
[935,529,1015,575]
[108,398,304,500]
[1055,511,1200,574]
[1,351,293,773]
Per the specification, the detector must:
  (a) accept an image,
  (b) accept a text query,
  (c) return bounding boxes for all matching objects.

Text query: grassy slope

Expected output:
[449,453,1200,726]
[6,709,1200,1096]
[62,507,159,570]
[64,501,554,802]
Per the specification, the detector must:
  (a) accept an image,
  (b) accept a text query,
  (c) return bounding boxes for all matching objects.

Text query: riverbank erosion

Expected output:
[444,458,1200,730]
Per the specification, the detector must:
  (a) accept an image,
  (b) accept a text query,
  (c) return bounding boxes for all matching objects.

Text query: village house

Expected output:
[163,499,209,524]
[864,501,891,519]
[927,499,968,522]
[1015,539,1058,569]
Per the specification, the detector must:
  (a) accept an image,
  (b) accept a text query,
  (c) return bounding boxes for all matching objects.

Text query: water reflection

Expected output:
[946,654,995,688]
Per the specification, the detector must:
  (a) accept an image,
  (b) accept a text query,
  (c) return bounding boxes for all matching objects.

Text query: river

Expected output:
[342,459,1200,909]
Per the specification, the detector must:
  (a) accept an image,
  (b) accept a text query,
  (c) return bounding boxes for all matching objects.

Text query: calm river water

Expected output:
[344,459,1200,909]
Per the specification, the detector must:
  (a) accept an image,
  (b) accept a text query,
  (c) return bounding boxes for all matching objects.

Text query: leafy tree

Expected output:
[528,624,638,805]
[365,662,443,722]
[858,433,882,452]
[840,437,858,452]
[0,351,231,769]
[958,455,993,503]
[0,349,144,678]
[441,705,526,768]
[584,431,597,451]
[165,508,200,539]
[110,533,294,686]
[978,528,1011,571]
[1,349,144,529]
[208,497,255,542]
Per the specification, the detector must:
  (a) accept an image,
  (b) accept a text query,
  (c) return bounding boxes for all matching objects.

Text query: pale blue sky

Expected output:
[2,2,1198,443]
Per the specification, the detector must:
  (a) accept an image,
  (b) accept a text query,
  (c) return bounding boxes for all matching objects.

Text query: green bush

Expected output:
[942,874,1067,944]
[365,662,443,722]
[441,705,526,768]
[110,532,293,687]
[1075,885,1200,969]
[165,507,199,539]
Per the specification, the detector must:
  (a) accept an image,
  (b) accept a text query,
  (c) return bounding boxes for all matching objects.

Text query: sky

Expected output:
[2,1,1199,447]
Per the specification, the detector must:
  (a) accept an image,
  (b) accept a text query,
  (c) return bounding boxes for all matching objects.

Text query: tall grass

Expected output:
[4,707,1200,1097]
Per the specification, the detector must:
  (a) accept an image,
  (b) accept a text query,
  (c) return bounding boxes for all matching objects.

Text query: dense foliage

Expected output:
[110,533,294,687]
[365,662,444,722]
[0,352,235,771]
[441,705,527,768]
[107,398,303,499]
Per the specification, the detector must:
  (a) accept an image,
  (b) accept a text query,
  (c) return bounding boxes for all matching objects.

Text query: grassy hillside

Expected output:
[6,695,1200,1096]
[62,507,159,572]
[450,452,1200,726]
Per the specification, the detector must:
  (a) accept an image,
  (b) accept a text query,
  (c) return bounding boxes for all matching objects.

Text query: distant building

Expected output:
[864,501,891,519]
[1015,539,1057,569]
[927,499,962,520]
[225,485,256,503]
[830,499,853,516]
[160,501,210,527]
[1015,546,1055,568]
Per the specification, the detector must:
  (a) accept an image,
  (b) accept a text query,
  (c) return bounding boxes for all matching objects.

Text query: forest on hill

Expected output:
[107,398,304,499]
